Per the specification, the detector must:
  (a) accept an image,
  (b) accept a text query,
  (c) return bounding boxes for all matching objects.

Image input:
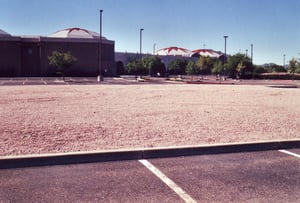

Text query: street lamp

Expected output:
[140,28,144,56]
[153,43,156,55]
[98,9,103,82]
[283,54,286,68]
[223,35,228,79]
[251,44,253,65]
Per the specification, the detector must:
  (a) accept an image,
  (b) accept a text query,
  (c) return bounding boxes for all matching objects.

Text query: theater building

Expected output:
[0,27,115,77]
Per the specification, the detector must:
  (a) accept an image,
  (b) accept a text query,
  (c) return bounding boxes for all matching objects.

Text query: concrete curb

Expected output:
[0,140,299,169]
[142,139,300,158]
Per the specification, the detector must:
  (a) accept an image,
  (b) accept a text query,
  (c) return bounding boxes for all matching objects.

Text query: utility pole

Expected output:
[224,36,228,80]
[140,28,144,56]
[98,9,103,82]
[153,43,156,55]
[251,44,253,65]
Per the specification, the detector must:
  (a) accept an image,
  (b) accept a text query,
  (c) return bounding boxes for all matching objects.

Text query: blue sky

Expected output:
[1,0,299,65]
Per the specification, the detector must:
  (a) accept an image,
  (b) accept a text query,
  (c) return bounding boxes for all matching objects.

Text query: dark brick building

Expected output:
[0,28,115,77]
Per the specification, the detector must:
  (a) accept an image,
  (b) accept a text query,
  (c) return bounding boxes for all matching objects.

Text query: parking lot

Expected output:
[0,148,299,202]
[0,77,126,85]
[0,77,167,86]
[0,78,299,202]
[0,77,299,86]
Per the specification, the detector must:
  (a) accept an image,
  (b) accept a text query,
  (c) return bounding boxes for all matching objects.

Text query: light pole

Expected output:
[140,28,144,56]
[251,44,253,65]
[98,9,103,82]
[246,49,248,57]
[223,36,228,80]
[153,43,156,55]
[283,54,286,68]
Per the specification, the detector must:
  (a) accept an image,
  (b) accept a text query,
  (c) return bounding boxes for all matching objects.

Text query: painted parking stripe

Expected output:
[139,159,197,203]
[278,150,300,158]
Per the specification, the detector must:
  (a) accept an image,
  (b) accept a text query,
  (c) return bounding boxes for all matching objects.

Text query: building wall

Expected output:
[0,36,116,77]
[101,43,116,76]
[41,38,115,77]
[0,38,21,76]
[41,40,99,76]
[20,41,41,76]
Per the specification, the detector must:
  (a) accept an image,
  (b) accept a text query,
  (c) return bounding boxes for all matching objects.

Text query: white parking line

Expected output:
[278,149,300,158]
[139,159,197,203]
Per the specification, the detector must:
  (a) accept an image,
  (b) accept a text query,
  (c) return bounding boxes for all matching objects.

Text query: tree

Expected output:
[226,53,253,78]
[288,58,300,79]
[186,61,198,75]
[263,63,286,73]
[212,60,223,75]
[288,58,300,74]
[48,51,77,80]
[168,58,187,75]
[186,61,199,80]
[141,55,166,76]
[127,57,146,76]
[197,56,213,76]
[126,56,166,77]
[236,61,245,79]
[253,65,267,75]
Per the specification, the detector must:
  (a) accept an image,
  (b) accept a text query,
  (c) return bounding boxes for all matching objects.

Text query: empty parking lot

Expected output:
[0,148,299,202]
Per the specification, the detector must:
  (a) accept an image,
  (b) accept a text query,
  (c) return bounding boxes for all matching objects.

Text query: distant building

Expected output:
[0,27,115,77]
[156,46,192,57]
[115,46,223,75]
[191,49,223,58]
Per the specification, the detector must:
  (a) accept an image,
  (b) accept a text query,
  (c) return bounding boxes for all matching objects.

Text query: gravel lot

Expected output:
[1,84,299,156]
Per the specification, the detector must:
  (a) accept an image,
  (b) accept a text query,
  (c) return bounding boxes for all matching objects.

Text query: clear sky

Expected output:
[1,0,299,65]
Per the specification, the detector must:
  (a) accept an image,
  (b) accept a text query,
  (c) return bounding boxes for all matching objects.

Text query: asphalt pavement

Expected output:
[1,149,299,202]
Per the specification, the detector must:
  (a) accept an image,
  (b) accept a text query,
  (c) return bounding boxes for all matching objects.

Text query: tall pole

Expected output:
[153,43,156,55]
[98,9,103,82]
[246,49,248,57]
[251,44,253,65]
[140,28,144,56]
[224,36,228,80]
[283,54,286,68]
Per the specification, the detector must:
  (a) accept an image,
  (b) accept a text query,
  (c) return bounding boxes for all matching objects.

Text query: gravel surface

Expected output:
[1,84,299,156]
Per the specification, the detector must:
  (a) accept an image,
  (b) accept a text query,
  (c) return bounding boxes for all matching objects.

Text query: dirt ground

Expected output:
[0,83,299,156]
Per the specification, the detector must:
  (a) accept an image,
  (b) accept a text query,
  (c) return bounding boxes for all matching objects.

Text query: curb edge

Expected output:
[1,140,299,169]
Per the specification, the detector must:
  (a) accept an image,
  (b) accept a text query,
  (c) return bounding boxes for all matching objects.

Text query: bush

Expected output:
[257,72,300,80]
[168,58,187,75]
